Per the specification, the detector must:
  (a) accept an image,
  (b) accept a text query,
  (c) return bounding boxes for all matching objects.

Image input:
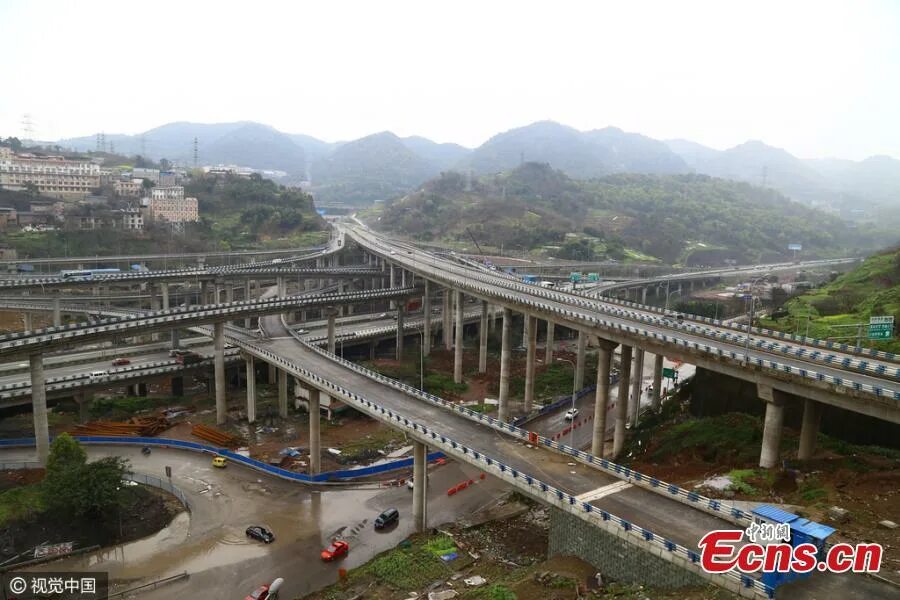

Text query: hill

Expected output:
[759,247,900,353]
[311,132,442,205]
[201,122,306,174]
[374,163,889,264]
[457,121,689,178]
[400,136,470,170]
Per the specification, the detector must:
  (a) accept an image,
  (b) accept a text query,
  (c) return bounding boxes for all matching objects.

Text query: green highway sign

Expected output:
[868,316,894,340]
[662,367,678,380]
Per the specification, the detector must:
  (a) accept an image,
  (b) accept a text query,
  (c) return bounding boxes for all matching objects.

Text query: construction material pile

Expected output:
[71,416,170,437]
[191,424,243,448]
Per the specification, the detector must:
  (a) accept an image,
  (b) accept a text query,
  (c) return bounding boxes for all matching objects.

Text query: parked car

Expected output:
[321,540,349,561]
[212,456,227,468]
[244,578,283,600]
[246,526,275,543]
[111,358,131,366]
[374,508,399,530]
[564,408,579,420]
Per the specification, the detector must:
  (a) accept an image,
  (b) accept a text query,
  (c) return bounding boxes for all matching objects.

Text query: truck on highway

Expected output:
[175,352,203,365]
[522,275,539,284]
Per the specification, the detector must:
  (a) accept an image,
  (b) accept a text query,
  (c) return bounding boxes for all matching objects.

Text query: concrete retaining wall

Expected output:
[548,507,707,589]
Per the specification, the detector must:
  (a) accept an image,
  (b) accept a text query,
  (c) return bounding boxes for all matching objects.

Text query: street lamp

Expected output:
[556,357,578,448]
[663,279,681,313]
[742,274,770,361]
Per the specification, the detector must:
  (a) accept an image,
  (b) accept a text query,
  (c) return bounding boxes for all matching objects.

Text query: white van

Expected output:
[88,370,108,381]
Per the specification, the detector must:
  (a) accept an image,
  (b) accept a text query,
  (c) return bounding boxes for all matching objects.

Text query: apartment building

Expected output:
[0,146,101,198]
[114,179,144,197]
[145,186,199,224]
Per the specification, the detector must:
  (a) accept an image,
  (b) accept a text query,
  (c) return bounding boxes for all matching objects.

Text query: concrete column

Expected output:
[798,399,822,460]
[267,362,276,384]
[214,322,226,425]
[651,354,663,411]
[498,307,512,422]
[453,290,464,383]
[401,269,406,287]
[226,283,234,304]
[369,341,377,360]
[244,280,252,328]
[309,388,321,475]
[592,341,616,456]
[214,283,223,304]
[150,283,160,311]
[337,281,345,317]
[161,282,170,310]
[629,348,645,427]
[76,391,93,424]
[23,312,33,331]
[30,354,49,465]
[478,300,488,373]
[545,321,555,364]
[276,276,286,298]
[327,309,336,354]
[245,355,257,423]
[389,264,396,309]
[758,385,785,469]
[396,302,405,359]
[612,345,633,458]
[443,290,452,350]
[575,331,586,390]
[524,314,537,412]
[52,297,61,327]
[423,280,432,356]
[278,368,288,418]
[522,313,529,347]
[200,281,209,305]
[412,440,427,532]
[641,287,648,304]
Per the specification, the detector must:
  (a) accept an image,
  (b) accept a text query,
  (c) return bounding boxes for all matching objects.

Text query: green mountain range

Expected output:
[373,163,894,264]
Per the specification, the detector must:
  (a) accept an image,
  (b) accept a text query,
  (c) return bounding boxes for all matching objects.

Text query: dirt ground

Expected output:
[306,499,733,600]
[627,408,900,581]
[0,477,182,563]
[0,310,52,334]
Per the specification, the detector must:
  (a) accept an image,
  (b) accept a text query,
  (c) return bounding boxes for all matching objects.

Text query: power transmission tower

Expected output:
[141,134,146,156]
[20,114,35,141]
[100,132,107,153]
[96,133,101,152]
[193,137,199,167]
[109,141,115,155]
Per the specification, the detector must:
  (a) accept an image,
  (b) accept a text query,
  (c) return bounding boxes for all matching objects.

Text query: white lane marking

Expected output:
[575,480,632,503]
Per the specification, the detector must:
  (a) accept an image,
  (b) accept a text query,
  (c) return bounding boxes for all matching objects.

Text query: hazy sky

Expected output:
[2,0,898,160]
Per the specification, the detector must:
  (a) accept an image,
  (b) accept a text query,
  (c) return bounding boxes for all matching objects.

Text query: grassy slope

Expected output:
[759,247,900,353]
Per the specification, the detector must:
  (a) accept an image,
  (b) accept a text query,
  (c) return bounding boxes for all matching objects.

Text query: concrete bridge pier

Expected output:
[214,283,223,304]
[498,307,512,422]
[161,282,170,310]
[423,280,432,357]
[171,376,183,397]
[244,281,252,328]
[214,322,226,425]
[629,348,645,427]
[245,355,257,423]
[23,312,33,331]
[396,302,405,359]
[612,345,633,458]
[545,321,555,363]
[641,287,648,304]
[200,281,209,305]
[226,283,234,304]
[524,315,537,412]
[443,291,452,350]
[453,291,464,383]
[592,340,618,456]
[76,391,93,423]
[326,309,337,354]
[651,354,663,411]
[478,300,488,373]
[412,440,428,531]
[278,367,288,418]
[337,281,345,317]
[798,399,823,460]
[758,384,785,469]
[31,353,49,465]
[575,332,587,391]
[52,297,61,327]
[276,276,286,298]
[308,388,321,475]
[389,265,396,309]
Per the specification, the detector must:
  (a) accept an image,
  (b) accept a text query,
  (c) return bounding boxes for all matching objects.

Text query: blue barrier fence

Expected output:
[0,437,444,484]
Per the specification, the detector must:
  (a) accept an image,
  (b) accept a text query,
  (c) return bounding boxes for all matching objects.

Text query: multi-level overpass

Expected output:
[1,223,897,598]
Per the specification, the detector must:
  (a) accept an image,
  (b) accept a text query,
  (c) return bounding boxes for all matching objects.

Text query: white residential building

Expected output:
[145,186,198,224]
[0,147,101,198]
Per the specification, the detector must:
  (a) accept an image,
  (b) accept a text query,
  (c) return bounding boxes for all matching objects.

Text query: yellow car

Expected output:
[212,456,227,468]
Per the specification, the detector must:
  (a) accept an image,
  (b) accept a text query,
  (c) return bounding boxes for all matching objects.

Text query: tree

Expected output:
[41,434,130,518]
[141,178,155,192]
[24,182,39,198]
[159,158,172,171]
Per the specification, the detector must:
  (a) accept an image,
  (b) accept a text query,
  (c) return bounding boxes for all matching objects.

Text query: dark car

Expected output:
[374,508,399,530]
[246,526,275,543]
